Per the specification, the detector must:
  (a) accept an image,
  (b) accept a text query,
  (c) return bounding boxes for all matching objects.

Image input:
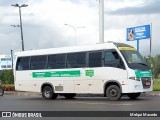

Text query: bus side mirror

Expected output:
[144,57,149,63]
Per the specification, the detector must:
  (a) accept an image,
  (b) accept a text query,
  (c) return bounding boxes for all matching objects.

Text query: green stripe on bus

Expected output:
[135,70,152,77]
[32,70,81,78]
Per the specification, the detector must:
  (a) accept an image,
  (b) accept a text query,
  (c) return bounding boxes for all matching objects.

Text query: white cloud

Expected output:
[0,0,159,57]
[105,0,144,11]
[25,0,99,46]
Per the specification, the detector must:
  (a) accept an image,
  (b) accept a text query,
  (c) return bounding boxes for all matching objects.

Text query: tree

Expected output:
[146,55,160,79]
[0,70,14,84]
[153,55,160,78]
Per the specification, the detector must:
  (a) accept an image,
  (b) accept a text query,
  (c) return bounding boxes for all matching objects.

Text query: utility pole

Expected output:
[11,4,28,51]
[99,0,104,43]
[10,50,13,70]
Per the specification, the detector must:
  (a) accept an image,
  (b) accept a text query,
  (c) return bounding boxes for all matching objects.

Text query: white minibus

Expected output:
[14,42,152,101]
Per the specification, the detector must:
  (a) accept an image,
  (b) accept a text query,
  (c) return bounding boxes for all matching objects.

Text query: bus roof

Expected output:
[15,42,133,57]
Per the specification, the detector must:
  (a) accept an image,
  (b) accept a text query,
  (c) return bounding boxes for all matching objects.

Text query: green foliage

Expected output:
[146,55,160,79]
[0,70,14,84]
[153,79,160,91]
[142,55,160,91]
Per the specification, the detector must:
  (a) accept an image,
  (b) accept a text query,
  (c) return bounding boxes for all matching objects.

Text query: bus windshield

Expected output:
[120,50,149,70]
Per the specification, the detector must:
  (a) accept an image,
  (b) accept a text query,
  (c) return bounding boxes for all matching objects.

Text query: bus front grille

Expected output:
[141,77,151,89]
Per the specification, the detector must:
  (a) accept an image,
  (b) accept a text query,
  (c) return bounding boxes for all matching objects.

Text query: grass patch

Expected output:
[2,84,14,87]
[153,79,160,91]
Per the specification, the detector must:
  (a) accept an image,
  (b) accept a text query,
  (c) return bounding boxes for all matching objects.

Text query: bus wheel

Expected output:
[64,93,76,99]
[127,93,141,100]
[106,85,121,101]
[42,86,57,100]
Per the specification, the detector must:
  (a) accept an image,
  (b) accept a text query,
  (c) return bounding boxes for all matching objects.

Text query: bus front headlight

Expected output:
[129,77,140,81]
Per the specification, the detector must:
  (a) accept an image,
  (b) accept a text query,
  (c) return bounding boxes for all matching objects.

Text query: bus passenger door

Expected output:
[103,50,128,92]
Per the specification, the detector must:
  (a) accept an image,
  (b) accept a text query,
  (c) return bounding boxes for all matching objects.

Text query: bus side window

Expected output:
[48,54,66,69]
[104,51,125,69]
[56,54,66,69]
[89,51,102,67]
[48,55,56,69]
[16,57,30,70]
[67,52,86,68]
[16,58,21,70]
[30,55,47,70]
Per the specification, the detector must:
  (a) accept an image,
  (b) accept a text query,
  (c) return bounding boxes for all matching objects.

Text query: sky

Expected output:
[0,0,160,57]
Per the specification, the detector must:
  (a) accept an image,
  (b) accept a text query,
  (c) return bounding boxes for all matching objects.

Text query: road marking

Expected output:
[66,101,132,106]
[111,103,132,106]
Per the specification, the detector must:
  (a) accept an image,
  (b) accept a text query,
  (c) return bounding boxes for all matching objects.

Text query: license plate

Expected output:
[146,82,151,86]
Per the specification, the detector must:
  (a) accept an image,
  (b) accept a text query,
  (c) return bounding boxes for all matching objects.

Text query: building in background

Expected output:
[0,55,12,71]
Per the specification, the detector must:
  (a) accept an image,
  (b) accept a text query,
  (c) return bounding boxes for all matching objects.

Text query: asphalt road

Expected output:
[0,95,160,120]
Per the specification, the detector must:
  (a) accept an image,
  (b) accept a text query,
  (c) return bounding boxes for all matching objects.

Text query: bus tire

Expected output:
[63,93,76,99]
[42,86,57,100]
[127,93,141,100]
[106,85,121,101]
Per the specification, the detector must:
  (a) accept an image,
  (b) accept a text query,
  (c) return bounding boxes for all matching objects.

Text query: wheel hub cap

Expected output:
[110,89,117,97]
